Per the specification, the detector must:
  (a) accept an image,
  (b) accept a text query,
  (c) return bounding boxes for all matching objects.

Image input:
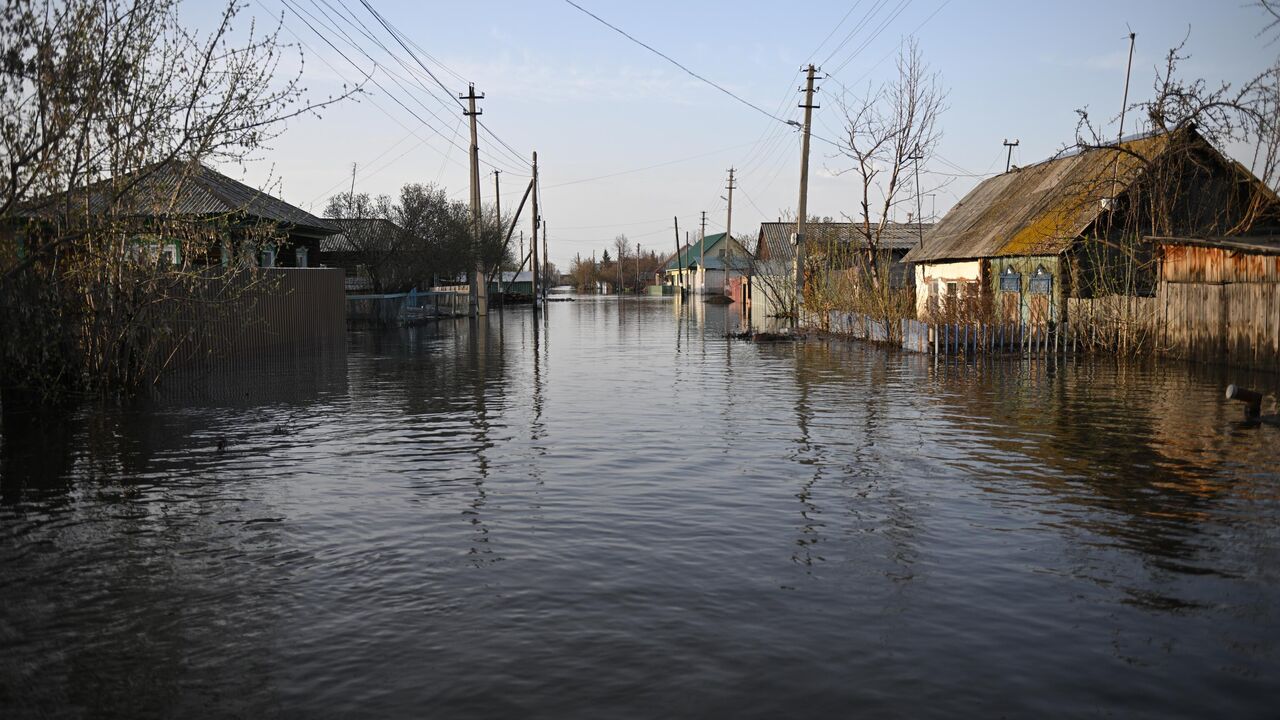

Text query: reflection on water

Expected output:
[2,296,1278,719]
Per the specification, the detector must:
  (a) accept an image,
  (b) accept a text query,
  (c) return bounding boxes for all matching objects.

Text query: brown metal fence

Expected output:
[158,267,345,374]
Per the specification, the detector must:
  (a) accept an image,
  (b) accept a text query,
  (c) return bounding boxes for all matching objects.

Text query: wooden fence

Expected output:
[1160,281,1279,372]
[825,286,1277,371]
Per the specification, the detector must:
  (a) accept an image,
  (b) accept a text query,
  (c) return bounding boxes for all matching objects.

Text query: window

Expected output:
[296,247,308,268]
[261,247,276,268]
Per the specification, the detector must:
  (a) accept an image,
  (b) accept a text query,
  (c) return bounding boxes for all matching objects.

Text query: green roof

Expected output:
[663,232,748,271]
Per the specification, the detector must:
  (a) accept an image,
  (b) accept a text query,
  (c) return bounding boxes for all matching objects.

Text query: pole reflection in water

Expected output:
[1,296,1278,719]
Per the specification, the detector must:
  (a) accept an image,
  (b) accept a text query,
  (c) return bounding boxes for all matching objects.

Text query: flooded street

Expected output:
[2,296,1278,718]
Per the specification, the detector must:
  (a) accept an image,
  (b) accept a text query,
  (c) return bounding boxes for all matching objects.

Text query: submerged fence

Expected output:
[347,287,471,327]
[827,310,1081,358]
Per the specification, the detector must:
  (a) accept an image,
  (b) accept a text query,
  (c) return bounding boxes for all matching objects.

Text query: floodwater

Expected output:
[2,296,1278,719]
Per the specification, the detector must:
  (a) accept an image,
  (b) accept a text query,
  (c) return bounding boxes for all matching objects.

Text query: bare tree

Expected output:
[0,0,356,404]
[812,39,944,335]
[612,234,630,293]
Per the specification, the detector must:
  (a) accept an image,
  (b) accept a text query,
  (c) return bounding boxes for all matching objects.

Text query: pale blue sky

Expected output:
[200,0,1276,267]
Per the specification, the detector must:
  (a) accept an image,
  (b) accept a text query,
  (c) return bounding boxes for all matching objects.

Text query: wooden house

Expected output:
[902,129,1280,325]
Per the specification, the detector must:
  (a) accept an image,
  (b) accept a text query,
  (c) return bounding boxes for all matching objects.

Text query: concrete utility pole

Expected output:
[699,210,707,294]
[908,147,925,248]
[1003,138,1020,173]
[519,230,524,270]
[636,242,641,292]
[673,216,682,295]
[531,151,540,311]
[348,162,357,216]
[724,167,736,298]
[543,222,549,301]
[493,169,502,308]
[794,64,819,322]
[462,83,487,317]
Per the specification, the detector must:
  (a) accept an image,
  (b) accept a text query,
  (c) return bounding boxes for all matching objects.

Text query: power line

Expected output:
[300,0,527,173]
[828,0,914,77]
[562,0,799,129]
[358,0,533,170]
[808,1,866,63]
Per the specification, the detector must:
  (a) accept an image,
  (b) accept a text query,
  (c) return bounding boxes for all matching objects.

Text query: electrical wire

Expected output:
[562,0,798,128]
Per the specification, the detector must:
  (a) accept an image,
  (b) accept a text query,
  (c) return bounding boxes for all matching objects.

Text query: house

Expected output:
[491,270,534,296]
[749,220,930,319]
[662,232,750,294]
[755,220,930,288]
[13,159,338,268]
[320,217,409,292]
[902,129,1280,325]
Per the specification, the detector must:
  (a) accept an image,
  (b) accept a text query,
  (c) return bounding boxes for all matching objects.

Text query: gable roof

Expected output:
[321,217,405,252]
[756,221,933,263]
[664,232,750,271]
[902,132,1174,264]
[24,160,337,236]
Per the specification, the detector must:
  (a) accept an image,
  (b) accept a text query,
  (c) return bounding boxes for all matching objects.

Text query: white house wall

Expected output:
[914,260,982,319]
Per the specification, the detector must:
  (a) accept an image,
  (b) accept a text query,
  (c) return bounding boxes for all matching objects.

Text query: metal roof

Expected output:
[663,232,750,271]
[26,160,337,235]
[902,133,1173,264]
[320,217,405,252]
[755,221,933,263]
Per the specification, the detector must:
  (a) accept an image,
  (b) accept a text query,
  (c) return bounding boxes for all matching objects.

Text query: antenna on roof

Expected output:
[1003,139,1020,173]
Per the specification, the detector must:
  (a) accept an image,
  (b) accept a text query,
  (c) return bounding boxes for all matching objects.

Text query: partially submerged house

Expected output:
[12,159,338,268]
[320,217,409,292]
[902,129,1280,325]
[663,232,750,294]
[755,220,930,287]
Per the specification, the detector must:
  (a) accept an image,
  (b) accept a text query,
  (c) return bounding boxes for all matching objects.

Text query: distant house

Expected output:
[755,220,930,288]
[662,232,750,294]
[12,159,337,269]
[902,129,1280,325]
[490,270,533,296]
[320,217,409,293]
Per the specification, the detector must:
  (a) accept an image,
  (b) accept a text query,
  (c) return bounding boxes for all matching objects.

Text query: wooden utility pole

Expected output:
[635,242,641,292]
[462,83,487,317]
[794,64,819,321]
[724,167,736,298]
[1002,138,1020,173]
[699,210,707,294]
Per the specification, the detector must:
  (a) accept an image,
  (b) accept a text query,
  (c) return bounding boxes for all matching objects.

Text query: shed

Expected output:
[1152,235,1280,369]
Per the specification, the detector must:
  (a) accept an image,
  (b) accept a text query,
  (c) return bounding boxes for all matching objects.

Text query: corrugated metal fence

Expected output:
[160,268,345,374]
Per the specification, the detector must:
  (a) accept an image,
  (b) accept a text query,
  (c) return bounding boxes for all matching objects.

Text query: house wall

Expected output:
[989,255,1064,326]
[914,260,982,320]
